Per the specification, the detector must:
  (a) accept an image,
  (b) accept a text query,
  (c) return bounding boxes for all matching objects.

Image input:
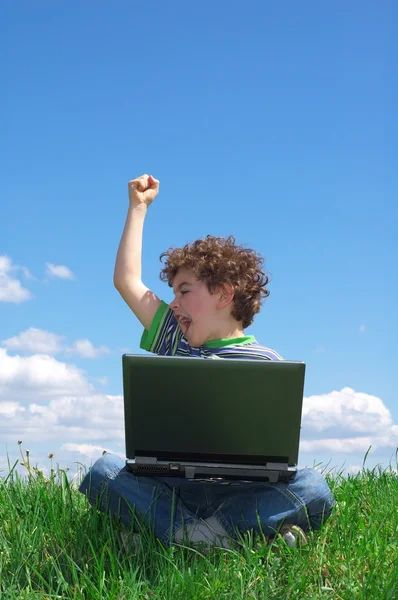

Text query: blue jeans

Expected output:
[79,454,335,545]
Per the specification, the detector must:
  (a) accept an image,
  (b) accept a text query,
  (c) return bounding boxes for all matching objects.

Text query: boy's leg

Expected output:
[208,468,335,538]
[79,453,232,546]
[79,453,201,544]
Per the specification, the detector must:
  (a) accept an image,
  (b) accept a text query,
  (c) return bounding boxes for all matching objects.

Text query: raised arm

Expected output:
[113,174,161,330]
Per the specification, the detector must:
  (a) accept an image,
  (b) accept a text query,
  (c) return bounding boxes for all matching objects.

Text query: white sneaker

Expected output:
[174,516,233,549]
[278,524,308,548]
[120,530,141,553]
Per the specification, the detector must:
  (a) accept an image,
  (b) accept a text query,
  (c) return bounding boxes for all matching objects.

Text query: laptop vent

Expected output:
[136,464,169,474]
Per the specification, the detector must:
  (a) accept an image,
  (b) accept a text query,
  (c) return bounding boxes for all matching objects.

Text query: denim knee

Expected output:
[79,453,125,497]
[294,468,335,530]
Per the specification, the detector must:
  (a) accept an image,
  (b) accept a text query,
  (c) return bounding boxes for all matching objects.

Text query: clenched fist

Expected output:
[128,174,160,207]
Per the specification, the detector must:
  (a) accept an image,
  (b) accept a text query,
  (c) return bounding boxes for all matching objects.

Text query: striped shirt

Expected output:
[140,301,282,361]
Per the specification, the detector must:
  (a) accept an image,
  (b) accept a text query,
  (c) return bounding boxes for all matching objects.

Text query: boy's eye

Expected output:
[181,290,189,295]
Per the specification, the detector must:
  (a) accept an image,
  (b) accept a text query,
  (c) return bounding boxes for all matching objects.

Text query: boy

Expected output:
[79,174,334,549]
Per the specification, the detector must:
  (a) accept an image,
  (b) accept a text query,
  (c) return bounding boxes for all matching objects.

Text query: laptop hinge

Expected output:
[267,462,289,470]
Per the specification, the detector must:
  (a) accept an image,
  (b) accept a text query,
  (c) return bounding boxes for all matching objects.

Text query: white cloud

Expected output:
[346,464,363,475]
[61,443,124,461]
[0,394,124,445]
[68,339,111,359]
[46,263,74,280]
[62,443,108,458]
[360,324,366,333]
[0,343,121,474]
[301,387,398,453]
[0,348,92,400]
[0,255,33,303]
[0,350,121,444]
[301,437,374,453]
[2,328,111,359]
[2,328,65,354]
[0,401,25,417]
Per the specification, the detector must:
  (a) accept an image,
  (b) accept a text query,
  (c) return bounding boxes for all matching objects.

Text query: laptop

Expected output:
[123,354,305,483]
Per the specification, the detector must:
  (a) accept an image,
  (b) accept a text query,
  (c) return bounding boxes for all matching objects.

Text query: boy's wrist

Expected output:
[129,202,149,215]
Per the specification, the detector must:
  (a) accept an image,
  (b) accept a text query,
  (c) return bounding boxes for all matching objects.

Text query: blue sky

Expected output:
[1,1,397,476]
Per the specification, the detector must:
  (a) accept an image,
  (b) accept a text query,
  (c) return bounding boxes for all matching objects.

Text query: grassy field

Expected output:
[0,453,397,600]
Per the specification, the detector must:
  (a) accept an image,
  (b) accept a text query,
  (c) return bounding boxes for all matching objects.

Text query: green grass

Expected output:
[0,453,397,600]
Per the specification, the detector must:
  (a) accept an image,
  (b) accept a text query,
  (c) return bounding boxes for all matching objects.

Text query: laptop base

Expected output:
[126,458,296,483]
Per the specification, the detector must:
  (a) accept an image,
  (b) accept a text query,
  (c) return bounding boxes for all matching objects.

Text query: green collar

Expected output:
[203,335,256,348]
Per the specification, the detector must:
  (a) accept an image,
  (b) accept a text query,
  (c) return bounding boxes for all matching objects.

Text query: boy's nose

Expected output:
[170,297,179,310]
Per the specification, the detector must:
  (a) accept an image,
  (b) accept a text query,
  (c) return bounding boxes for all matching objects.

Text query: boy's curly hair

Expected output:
[159,235,270,328]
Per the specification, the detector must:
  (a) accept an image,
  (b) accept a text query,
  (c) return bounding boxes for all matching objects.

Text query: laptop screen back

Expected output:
[123,355,305,466]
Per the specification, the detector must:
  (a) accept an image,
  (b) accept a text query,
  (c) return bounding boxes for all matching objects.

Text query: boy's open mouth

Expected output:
[177,316,192,336]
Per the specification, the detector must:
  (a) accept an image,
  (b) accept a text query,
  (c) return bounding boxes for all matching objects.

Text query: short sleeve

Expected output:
[140,301,184,355]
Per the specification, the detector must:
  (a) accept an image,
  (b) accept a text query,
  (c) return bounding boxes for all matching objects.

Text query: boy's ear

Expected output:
[217,283,235,309]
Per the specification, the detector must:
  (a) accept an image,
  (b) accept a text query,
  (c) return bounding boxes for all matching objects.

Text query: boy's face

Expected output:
[170,267,224,347]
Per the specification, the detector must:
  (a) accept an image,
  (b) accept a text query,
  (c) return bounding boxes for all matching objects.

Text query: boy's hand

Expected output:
[128,174,160,207]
